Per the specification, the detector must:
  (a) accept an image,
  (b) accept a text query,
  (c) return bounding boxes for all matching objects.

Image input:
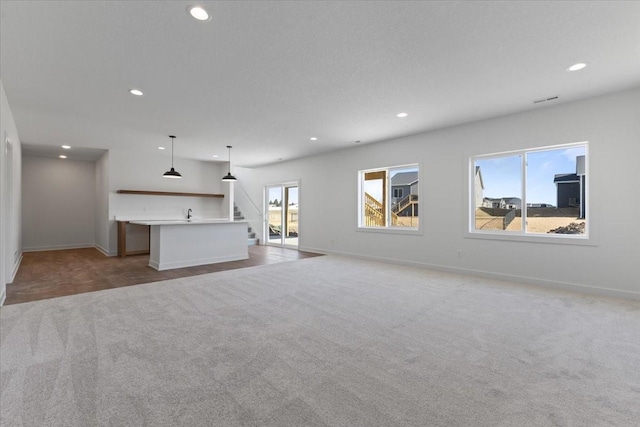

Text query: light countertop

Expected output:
[129,219,246,226]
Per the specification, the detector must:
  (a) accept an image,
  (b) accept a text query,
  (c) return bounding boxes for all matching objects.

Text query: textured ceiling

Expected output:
[1,1,639,166]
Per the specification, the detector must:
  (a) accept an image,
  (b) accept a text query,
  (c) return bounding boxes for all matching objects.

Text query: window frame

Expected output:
[357,163,421,234]
[466,141,594,246]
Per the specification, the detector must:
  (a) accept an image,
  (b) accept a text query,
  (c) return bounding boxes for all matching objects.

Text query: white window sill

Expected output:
[357,226,422,236]
[464,230,597,246]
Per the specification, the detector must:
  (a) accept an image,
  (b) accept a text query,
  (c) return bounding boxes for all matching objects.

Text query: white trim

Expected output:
[264,180,300,248]
[468,141,591,243]
[22,243,95,252]
[356,226,421,236]
[9,252,22,283]
[94,244,114,257]
[464,230,594,246]
[472,140,588,159]
[298,246,640,301]
[358,163,420,230]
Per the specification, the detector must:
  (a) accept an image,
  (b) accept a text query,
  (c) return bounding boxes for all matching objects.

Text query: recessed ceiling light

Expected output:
[188,5,210,21]
[567,63,587,72]
[158,146,165,150]
[310,137,318,141]
[212,155,219,158]
[61,145,71,149]
[129,89,143,96]
[59,155,67,159]
[396,112,408,118]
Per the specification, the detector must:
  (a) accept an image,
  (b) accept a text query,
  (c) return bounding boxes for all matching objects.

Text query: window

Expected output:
[471,142,587,237]
[359,164,419,229]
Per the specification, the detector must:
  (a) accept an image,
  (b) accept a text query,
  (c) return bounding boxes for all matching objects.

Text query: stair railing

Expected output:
[234,181,264,244]
[364,193,385,226]
[392,194,418,214]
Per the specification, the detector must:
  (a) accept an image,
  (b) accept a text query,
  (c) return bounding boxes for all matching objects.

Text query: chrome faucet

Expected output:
[187,208,192,219]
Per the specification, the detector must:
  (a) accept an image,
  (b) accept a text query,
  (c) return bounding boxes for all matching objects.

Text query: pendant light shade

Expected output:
[163,135,182,179]
[222,145,237,182]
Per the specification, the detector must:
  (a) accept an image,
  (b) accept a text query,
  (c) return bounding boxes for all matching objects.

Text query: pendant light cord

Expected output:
[171,135,176,168]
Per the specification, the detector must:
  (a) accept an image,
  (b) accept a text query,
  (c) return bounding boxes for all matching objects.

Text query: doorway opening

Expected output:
[266,183,299,248]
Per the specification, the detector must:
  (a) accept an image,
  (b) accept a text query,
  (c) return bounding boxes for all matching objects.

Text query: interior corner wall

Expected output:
[1,79,22,305]
[237,88,640,299]
[22,155,96,251]
[7,133,22,281]
[106,149,225,255]
[95,151,110,255]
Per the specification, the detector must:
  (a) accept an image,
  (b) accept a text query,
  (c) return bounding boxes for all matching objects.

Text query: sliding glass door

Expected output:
[266,183,299,247]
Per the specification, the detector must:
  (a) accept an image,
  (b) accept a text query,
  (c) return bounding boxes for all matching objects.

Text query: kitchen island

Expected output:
[129,219,248,271]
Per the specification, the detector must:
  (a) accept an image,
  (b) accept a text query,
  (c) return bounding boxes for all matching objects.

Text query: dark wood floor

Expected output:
[5,246,323,305]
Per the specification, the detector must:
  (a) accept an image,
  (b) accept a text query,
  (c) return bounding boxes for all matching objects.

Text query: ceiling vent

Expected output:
[533,95,559,104]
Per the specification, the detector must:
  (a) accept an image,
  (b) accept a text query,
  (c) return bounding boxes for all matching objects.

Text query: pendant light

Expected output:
[222,145,237,181]
[163,135,182,178]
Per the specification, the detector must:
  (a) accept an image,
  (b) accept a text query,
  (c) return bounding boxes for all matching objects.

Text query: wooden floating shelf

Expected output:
[117,190,224,198]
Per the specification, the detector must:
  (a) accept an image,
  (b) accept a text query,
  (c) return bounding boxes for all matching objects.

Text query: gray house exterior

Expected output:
[554,155,586,217]
[501,197,522,209]
[554,173,581,208]
[482,197,521,209]
[391,171,418,216]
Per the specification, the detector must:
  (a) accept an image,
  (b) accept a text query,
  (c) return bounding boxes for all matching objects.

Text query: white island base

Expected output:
[130,220,249,271]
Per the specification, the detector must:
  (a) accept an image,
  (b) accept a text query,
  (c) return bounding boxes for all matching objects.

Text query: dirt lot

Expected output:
[506,217,584,233]
[475,208,584,234]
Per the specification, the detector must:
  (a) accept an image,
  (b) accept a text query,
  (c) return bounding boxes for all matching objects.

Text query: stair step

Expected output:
[236,205,257,245]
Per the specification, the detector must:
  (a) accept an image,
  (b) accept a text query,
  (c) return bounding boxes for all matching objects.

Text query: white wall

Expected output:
[95,151,110,254]
[0,90,5,305]
[237,88,640,299]
[22,156,96,251]
[18,146,225,256]
[5,138,21,281]
[106,148,226,255]
[1,80,22,304]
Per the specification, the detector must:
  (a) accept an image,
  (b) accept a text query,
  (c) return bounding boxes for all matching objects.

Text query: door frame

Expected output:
[264,180,299,248]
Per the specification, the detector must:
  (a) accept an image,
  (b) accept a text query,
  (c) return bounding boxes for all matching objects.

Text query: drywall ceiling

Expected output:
[20,144,106,162]
[1,1,639,167]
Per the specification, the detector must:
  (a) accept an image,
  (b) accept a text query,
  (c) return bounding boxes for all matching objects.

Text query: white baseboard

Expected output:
[300,246,640,302]
[22,243,95,253]
[94,244,116,257]
[9,253,22,283]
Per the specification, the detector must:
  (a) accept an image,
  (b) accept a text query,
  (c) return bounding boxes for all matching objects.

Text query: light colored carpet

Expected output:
[1,255,639,426]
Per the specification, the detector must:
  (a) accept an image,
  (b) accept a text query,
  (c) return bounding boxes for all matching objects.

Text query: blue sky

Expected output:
[268,186,298,205]
[476,146,585,205]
